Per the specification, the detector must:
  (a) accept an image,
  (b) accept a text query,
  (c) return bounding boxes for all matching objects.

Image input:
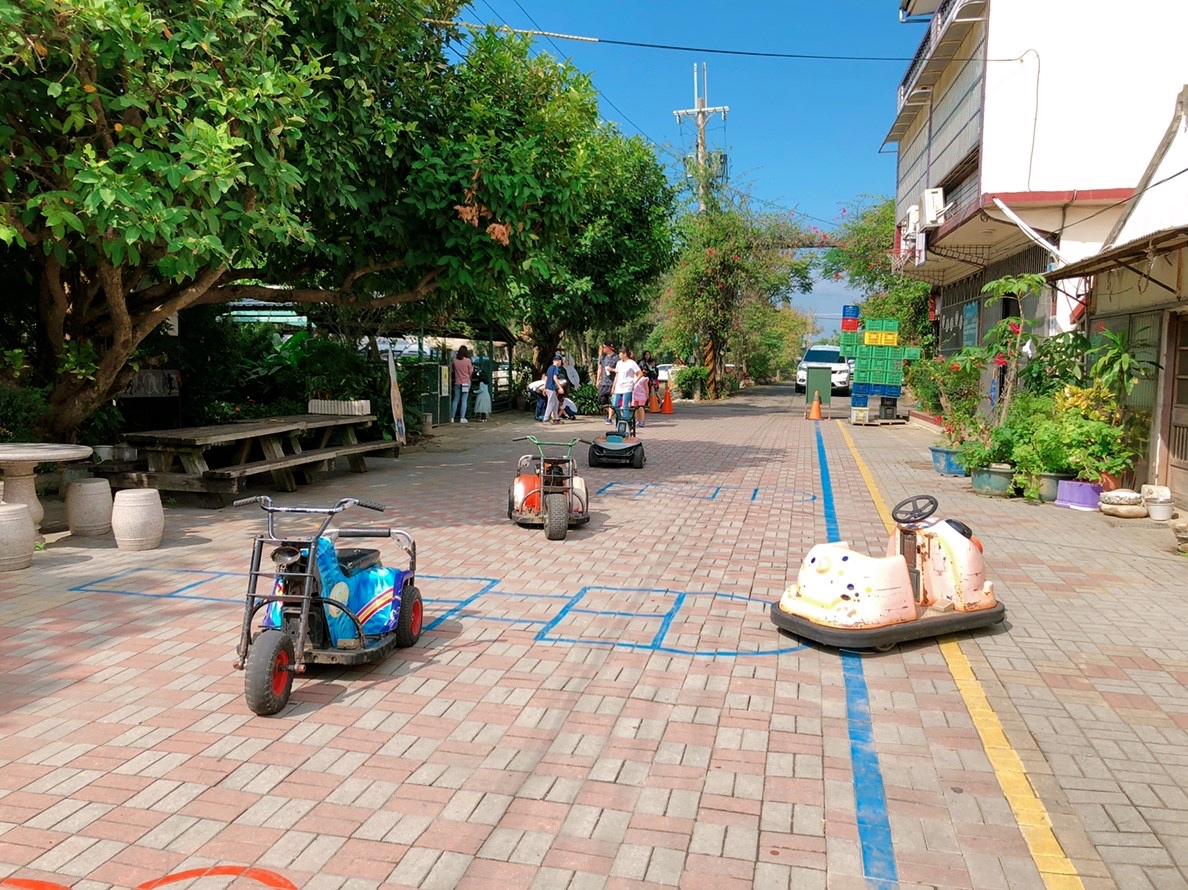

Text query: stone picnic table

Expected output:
[0,443,94,536]
[94,414,394,503]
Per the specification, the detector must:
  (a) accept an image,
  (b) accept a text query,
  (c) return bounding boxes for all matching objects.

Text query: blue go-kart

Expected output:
[233,496,423,716]
[588,402,646,469]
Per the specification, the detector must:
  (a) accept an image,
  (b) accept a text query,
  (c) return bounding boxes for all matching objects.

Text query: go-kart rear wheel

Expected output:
[630,447,645,469]
[244,629,295,717]
[544,492,568,540]
[395,586,423,647]
[587,445,600,468]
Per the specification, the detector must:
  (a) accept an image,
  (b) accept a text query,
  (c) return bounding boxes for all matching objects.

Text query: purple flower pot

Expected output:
[1053,479,1103,511]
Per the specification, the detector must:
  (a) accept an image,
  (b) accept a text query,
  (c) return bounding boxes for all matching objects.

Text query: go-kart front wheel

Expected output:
[631,447,645,469]
[587,445,600,468]
[544,492,568,540]
[244,629,295,717]
[395,586,423,647]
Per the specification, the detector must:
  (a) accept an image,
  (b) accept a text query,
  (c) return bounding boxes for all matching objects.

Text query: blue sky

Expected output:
[460,1,928,331]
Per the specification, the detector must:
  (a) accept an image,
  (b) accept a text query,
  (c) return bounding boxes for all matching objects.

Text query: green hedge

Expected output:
[0,385,48,442]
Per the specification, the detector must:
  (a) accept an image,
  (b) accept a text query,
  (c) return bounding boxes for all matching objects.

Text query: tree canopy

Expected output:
[1,1,667,435]
[818,197,932,345]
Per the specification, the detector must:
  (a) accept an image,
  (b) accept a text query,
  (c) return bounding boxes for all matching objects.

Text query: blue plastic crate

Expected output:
[851,382,870,396]
[869,384,885,397]
[884,384,903,398]
[842,304,860,318]
[849,394,868,407]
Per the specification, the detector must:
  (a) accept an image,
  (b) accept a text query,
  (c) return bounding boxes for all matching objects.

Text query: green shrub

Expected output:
[674,366,708,399]
[0,384,48,442]
[572,384,600,415]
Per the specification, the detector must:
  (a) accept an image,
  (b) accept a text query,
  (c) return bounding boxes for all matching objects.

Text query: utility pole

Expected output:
[673,63,728,212]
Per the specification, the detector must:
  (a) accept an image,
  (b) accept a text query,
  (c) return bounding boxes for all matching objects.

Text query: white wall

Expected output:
[980,0,1188,195]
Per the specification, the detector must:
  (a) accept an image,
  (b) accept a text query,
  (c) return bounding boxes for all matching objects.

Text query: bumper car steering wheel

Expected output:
[892,494,938,525]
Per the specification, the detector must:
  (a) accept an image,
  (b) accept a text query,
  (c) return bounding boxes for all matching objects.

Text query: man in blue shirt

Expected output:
[543,353,563,423]
[597,341,618,424]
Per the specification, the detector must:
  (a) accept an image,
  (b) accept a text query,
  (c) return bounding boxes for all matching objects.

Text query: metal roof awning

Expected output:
[1047,225,1188,280]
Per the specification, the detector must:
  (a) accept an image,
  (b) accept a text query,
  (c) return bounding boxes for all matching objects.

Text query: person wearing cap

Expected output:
[597,341,618,424]
[543,352,564,424]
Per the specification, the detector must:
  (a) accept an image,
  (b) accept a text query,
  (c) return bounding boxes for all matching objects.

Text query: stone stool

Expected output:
[66,477,114,537]
[111,488,164,551]
[0,503,36,571]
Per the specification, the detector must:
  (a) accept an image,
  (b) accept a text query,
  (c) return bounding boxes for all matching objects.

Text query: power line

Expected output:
[429,19,1029,65]
[1055,165,1188,237]
[478,0,657,143]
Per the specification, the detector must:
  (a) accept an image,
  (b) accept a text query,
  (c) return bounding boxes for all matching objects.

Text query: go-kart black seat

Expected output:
[336,547,382,575]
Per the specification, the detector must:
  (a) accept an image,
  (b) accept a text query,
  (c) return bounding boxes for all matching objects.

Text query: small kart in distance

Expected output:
[588,403,646,469]
[233,496,423,715]
[508,435,591,540]
[771,494,1005,651]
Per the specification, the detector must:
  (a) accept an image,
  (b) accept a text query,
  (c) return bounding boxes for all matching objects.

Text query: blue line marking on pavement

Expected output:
[815,422,898,887]
[594,481,816,503]
[653,592,687,647]
[68,571,804,658]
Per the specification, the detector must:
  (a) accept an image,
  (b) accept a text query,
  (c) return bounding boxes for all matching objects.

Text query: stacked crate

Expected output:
[840,312,921,422]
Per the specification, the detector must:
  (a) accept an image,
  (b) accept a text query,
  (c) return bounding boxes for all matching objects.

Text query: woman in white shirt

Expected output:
[611,347,641,418]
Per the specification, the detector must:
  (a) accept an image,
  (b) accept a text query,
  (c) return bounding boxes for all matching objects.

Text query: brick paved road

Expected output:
[0,385,1184,888]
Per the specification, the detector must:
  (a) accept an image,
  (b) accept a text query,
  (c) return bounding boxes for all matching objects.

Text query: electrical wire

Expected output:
[429,19,1031,65]
[479,0,657,142]
[1054,165,1188,238]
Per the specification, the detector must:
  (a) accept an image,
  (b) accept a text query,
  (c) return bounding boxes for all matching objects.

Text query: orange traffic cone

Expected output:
[806,391,823,421]
[648,390,661,413]
[661,387,674,414]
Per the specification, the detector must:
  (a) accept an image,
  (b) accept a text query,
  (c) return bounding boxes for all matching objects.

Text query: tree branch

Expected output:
[341,259,406,293]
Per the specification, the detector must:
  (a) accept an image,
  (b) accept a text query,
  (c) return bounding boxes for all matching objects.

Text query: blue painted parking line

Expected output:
[815,422,899,887]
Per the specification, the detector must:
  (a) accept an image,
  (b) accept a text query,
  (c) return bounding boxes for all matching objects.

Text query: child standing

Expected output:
[473,372,492,421]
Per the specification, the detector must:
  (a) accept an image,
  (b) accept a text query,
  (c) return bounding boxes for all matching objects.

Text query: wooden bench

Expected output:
[203,441,395,480]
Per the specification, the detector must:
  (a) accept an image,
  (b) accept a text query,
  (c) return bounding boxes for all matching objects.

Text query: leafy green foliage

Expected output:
[2,3,646,437]
[0,384,48,442]
[571,384,600,416]
[659,197,812,397]
[818,197,931,345]
[673,365,709,399]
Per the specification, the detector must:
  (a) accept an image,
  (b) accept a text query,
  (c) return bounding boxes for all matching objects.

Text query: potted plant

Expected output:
[917,357,981,476]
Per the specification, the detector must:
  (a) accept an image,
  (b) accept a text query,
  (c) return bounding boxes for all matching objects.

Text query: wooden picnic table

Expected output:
[98,414,394,501]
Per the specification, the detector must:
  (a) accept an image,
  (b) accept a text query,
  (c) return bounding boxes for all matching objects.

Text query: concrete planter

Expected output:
[971,466,1014,498]
[308,399,370,415]
[111,489,164,551]
[929,446,966,477]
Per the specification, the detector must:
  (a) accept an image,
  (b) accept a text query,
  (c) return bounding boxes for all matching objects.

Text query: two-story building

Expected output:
[886,0,1188,353]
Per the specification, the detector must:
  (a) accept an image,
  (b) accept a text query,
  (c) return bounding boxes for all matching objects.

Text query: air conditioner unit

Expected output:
[921,188,946,229]
[901,204,920,237]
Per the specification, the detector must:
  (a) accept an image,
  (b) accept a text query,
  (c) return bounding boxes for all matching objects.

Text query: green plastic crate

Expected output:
[904,346,922,360]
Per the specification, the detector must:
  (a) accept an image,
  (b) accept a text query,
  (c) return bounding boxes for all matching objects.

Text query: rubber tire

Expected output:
[587,445,600,468]
[244,629,295,717]
[544,492,568,540]
[395,586,423,647]
[507,488,514,520]
[631,447,645,469]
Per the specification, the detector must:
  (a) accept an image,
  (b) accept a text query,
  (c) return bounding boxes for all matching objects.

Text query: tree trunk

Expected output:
[703,332,725,399]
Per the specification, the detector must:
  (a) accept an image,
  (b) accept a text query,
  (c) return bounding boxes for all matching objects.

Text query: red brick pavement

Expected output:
[1,386,1182,888]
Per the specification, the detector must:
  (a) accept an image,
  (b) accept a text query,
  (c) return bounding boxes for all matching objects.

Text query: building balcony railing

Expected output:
[896,0,984,112]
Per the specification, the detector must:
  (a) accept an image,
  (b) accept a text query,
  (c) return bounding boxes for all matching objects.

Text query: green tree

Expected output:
[0,3,607,436]
[818,197,931,344]
[509,132,677,374]
[660,198,813,398]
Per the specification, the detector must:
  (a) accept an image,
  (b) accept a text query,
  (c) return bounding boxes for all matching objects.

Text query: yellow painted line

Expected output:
[837,421,1083,889]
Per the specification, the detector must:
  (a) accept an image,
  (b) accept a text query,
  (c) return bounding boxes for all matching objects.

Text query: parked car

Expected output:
[657,363,674,382]
[796,345,852,395]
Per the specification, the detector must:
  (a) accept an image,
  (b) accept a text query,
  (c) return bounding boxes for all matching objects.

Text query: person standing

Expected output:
[611,347,641,422]
[597,341,618,424]
[543,353,564,424]
[472,371,492,421]
[449,346,474,423]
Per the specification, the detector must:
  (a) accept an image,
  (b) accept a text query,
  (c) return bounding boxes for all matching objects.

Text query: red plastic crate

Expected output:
[840,317,860,332]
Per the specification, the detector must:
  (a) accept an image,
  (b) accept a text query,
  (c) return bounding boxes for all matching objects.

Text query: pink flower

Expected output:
[1008,322,1021,334]
[993,353,1008,367]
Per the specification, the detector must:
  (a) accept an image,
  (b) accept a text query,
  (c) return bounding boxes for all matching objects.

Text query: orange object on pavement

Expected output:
[661,387,673,414]
[806,391,823,420]
[648,390,660,413]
